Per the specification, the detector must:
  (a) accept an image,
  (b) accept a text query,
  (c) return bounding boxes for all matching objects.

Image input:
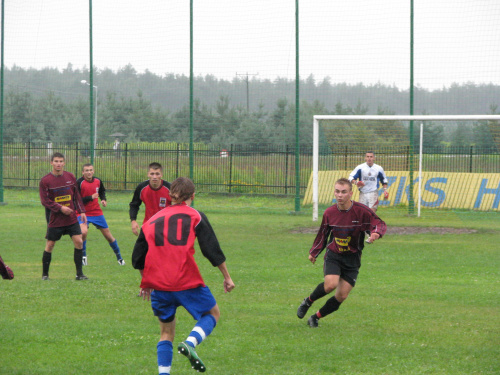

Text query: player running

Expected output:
[297,178,386,327]
[348,151,389,212]
[76,164,125,266]
[132,177,235,374]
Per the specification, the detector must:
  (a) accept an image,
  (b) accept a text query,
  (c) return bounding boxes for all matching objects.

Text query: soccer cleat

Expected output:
[82,256,88,266]
[42,275,49,280]
[307,314,319,328]
[0,256,14,280]
[178,342,206,372]
[117,259,125,266]
[75,274,89,280]
[297,297,312,319]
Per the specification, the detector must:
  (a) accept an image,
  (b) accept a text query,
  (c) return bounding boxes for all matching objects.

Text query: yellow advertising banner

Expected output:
[303,171,500,211]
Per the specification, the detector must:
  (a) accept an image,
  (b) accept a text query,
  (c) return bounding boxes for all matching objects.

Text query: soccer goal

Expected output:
[308,115,500,221]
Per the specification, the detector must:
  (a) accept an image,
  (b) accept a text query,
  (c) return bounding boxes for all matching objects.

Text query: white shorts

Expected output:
[359,191,379,211]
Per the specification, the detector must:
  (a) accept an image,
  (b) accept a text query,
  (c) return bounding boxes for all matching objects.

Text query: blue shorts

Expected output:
[78,215,108,229]
[151,286,216,322]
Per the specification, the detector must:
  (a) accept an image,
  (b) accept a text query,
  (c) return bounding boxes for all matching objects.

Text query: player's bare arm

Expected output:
[217,262,235,293]
[366,232,380,244]
[131,220,140,236]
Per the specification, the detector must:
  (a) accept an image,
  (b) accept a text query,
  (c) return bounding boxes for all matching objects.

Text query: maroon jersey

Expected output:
[310,201,387,257]
[132,202,226,292]
[76,176,105,216]
[39,171,86,228]
[129,180,171,224]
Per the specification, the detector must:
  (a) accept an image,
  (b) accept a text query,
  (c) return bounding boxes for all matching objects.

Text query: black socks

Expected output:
[42,251,52,276]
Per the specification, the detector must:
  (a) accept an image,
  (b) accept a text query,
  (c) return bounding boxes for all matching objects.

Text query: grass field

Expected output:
[0,188,499,374]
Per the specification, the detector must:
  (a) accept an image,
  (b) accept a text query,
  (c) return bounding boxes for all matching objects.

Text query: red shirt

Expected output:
[129,180,172,223]
[310,201,387,257]
[77,177,104,216]
[132,203,226,292]
[39,171,86,228]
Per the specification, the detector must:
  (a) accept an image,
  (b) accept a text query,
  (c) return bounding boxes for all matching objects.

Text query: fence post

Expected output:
[406,145,410,170]
[75,142,79,177]
[344,145,348,170]
[469,145,473,173]
[176,143,180,178]
[228,144,234,193]
[285,145,289,195]
[124,143,128,190]
[27,142,31,187]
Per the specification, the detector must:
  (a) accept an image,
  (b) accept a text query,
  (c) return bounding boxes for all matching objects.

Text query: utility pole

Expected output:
[236,72,258,112]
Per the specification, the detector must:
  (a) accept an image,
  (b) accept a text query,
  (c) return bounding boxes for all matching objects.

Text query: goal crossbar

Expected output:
[312,114,500,221]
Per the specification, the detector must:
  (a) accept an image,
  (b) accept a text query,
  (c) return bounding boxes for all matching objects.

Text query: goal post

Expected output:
[311,115,500,221]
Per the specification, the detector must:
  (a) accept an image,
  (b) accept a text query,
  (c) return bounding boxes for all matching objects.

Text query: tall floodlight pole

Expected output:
[408,0,415,215]
[87,0,95,164]
[189,0,194,181]
[0,0,5,204]
[81,80,98,161]
[294,0,300,212]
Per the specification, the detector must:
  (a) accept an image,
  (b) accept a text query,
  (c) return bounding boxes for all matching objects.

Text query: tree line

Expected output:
[3,64,499,150]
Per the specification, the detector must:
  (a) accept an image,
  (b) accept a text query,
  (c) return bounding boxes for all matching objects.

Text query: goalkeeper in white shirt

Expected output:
[348,151,389,213]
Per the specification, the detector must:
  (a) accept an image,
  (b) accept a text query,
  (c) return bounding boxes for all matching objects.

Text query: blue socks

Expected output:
[109,240,122,260]
[186,314,217,348]
[157,340,172,375]
[82,240,87,257]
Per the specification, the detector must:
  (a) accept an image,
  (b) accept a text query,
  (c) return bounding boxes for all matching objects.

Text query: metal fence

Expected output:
[3,143,499,196]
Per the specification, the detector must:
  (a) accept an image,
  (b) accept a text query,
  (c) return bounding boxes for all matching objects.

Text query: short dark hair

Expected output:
[335,178,352,191]
[82,163,93,171]
[170,177,195,202]
[148,162,162,171]
[366,151,375,156]
[51,152,65,161]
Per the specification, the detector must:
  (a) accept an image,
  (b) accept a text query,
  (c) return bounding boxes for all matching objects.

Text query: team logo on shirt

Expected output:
[55,195,71,207]
[335,236,351,252]
[159,197,167,207]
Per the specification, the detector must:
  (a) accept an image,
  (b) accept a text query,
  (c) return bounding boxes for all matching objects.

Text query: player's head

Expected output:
[170,177,195,204]
[82,164,94,181]
[51,152,65,162]
[334,178,353,207]
[147,162,163,187]
[365,151,375,166]
[50,153,65,173]
[148,162,162,172]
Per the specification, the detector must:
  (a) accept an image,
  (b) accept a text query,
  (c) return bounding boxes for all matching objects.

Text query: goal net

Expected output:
[305,115,500,221]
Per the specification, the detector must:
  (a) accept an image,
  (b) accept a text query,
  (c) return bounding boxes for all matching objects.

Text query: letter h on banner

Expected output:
[474,179,500,209]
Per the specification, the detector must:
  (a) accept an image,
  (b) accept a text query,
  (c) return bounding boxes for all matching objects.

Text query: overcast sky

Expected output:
[4,0,500,89]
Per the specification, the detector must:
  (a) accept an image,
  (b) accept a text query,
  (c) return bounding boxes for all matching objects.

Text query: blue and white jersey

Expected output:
[348,163,388,193]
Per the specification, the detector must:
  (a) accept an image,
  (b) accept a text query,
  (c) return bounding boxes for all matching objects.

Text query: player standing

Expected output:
[129,162,171,236]
[348,151,389,212]
[39,152,88,280]
[76,164,125,266]
[132,177,235,374]
[297,178,386,327]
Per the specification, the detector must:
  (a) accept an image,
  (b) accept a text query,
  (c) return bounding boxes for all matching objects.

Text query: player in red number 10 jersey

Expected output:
[132,177,235,374]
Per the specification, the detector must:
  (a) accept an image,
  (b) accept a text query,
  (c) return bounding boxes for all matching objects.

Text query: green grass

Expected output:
[1,188,499,374]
